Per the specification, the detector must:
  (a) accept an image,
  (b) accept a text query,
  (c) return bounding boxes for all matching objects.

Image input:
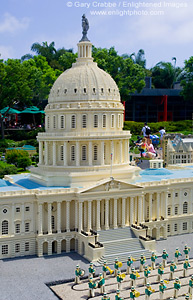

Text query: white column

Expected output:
[134,197,137,223]
[88,141,92,166]
[48,203,52,234]
[149,193,152,222]
[39,141,43,164]
[122,197,126,227]
[119,141,123,164]
[130,197,134,224]
[111,141,114,164]
[63,141,67,166]
[66,201,70,232]
[179,189,182,215]
[88,201,92,232]
[157,193,160,220]
[21,203,25,234]
[78,202,83,232]
[76,141,80,166]
[57,202,61,233]
[124,140,128,162]
[83,202,87,230]
[101,141,104,165]
[11,205,15,235]
[171,189,175,216]
[92,201,96,229]
[164,191,168,219]
[142,194,145,223]
[138,196,143,224]
[105,199,109,230]
[53,141,57,166]
[189,188,193,214]
[113,198,118,229]
[110,199,113,227]
[96,200,101,231]
[45,141,49,165]
[75,201,78,230]
[38,203,43,235]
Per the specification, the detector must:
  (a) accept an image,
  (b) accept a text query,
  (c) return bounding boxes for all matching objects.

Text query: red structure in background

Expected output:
[162,95,168,121]
[123,101,126,121]
[158,95,173,122]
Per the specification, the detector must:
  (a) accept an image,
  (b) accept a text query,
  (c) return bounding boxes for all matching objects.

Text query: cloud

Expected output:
[0,45,14,60]
[130,2,193,45]
[0,13,30,34]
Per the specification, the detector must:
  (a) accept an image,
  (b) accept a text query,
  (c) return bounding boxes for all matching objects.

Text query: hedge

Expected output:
[124,120,192,135]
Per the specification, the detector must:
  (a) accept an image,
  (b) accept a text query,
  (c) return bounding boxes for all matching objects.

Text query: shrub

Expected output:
[0,161,17,179]
[124,120,193,135]
[5,149,29,167]
[17,157,32,170]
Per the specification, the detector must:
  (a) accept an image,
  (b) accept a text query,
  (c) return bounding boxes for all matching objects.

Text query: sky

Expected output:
[0,0,193,69]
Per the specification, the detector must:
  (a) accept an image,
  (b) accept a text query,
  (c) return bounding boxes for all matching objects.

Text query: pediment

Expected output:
[79,178,143,194]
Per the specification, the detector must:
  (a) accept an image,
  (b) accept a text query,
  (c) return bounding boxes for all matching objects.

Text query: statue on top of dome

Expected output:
[80,14,90,42]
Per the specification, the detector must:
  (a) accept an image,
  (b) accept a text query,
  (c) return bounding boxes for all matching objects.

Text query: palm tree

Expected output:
[31,41,57,64]
[151,61,182,89]
[129,49,146,68]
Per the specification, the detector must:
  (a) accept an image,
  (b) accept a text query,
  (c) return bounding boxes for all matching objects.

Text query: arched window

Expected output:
[15,223,20,234]
[82,145,87,161]
[93,145,98,161]
[167,206,171,216]
[60,145,64,161]
[2,220,8,235]
[60,115,65,129]
[71,145,75,161]
[102,114,106,128]
[118,114,121,128]
[82,114,87,128]
[47,116,50,129]
[111,114,115,128]
[51,216,55,230]
[53,115,56,129]
[183,201,188,214]
[174,205,178,215]
[94,115,98,128]
[71,115,76,129]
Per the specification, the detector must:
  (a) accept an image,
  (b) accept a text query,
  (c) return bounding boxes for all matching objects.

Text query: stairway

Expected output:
[97,227,151,265]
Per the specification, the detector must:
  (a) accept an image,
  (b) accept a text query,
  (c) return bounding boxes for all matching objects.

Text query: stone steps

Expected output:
[97,226,151,265]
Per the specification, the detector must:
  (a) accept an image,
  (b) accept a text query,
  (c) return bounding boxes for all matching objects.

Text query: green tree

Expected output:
[151,61,182,89]
[92,46,145,100]
[0,161,17,179]
[0,59,35,139]
[181,56,193,101]
[23,56,61,104]
[31,41,56,64]
[17,156,32,170]
[58,51,77,71]
[22,41,75,70]
[5,149,29,167]
[130,49,146,68]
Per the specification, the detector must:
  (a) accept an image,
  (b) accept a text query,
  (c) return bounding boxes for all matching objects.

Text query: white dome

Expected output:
[48,60,120,103]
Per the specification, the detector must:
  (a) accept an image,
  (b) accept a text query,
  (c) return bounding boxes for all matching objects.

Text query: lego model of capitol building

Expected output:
[31,23,140,187]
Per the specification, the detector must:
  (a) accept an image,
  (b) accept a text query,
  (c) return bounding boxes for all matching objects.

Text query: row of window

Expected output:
[2,242,30,255]
[167,222,188,233]
[1,221,30,235]
[54,87,117,95]
[47,114,122,130]
[167,202,188,216]
[2,206,30,214]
